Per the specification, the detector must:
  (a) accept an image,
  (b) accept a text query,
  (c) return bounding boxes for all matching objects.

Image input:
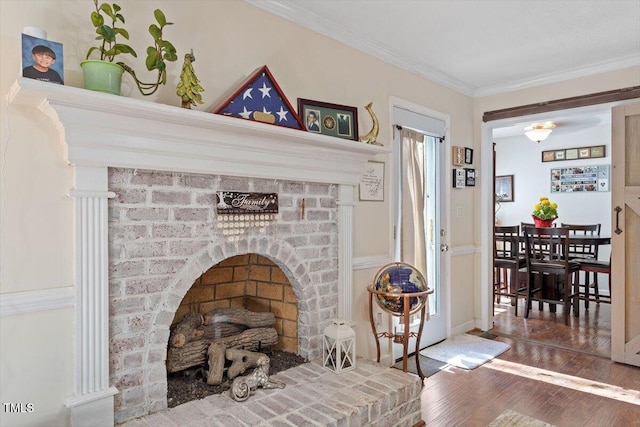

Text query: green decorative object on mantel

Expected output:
[82,0,178,96]
[176,50,204,109]
[80,60,123,95]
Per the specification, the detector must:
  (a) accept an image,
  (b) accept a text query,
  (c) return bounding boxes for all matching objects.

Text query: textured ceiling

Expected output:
[246,0,640,97]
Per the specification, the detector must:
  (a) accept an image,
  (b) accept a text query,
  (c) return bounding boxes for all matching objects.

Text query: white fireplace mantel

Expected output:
[8,78,389,426]
[8,78,388,185]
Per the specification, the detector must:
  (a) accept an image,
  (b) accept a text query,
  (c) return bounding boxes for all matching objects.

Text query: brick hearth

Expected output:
[120,359,423,427]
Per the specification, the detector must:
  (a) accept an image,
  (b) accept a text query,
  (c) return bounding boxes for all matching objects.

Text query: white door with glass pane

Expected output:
[392,104,449,361]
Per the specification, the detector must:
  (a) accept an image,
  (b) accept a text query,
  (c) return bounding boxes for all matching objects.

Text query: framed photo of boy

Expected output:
[21,33,64,85]
[297,98,358,141]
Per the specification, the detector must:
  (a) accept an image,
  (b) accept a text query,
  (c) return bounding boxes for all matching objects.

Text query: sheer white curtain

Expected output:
[399,128,428,280]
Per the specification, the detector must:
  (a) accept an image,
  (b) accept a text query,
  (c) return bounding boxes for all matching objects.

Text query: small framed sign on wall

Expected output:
[452,146,465,166]
[359,161,385,201]
[453,168,466,188]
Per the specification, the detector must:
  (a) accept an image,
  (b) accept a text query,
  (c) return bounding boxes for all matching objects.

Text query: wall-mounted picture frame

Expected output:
[542,144,606,163]
[550,164,610,193]
[495,175,514,202]
[359,161,385,201]
[453,168,466,188]
[452,146,465,166]
[565,148,578,160]
[464,168,476,186]
[590,145,605,158]
[297,98,358,141]
[464,147,473,164]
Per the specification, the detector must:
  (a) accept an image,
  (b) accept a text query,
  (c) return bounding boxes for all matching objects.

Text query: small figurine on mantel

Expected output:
[359,102,383,146]
[176,49,204,109]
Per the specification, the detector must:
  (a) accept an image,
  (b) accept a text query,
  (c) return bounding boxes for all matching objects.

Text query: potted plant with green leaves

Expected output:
[81,0,178,96]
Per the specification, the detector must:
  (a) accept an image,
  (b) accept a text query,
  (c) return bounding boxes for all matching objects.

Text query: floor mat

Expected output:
[392,354,448,378]
[419,333,510,369]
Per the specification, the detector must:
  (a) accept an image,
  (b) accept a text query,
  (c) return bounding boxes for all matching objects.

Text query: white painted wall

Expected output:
[495,120,612,252]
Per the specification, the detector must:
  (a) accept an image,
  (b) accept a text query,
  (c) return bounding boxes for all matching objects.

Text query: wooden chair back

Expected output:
[523,226,571,269]
[494,225,520,260]
[560,223,601,260]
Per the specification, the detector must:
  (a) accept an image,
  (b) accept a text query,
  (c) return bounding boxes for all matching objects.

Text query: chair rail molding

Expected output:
[0,286,74,316]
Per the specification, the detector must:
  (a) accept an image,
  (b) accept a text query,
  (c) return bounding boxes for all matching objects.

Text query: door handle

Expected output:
[440,243,449,252]
[614,206,622,235]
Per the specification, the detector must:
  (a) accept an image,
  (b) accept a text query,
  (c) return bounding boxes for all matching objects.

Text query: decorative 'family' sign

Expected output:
[216,192,279,214]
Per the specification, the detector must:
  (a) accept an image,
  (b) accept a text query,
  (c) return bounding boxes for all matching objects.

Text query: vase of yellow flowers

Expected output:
[532,196,558,227]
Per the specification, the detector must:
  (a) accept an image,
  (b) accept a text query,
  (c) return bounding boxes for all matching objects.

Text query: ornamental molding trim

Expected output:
[0,286,74,316]
[8,78,388,185]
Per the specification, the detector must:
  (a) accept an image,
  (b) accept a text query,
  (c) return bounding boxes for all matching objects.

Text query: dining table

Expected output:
[514,231,611,314]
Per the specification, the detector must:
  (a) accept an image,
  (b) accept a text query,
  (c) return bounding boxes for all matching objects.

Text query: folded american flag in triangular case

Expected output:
[209,65,305,130]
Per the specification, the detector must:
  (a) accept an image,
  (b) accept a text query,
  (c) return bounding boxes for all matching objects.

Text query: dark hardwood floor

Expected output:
[420,299,640,426]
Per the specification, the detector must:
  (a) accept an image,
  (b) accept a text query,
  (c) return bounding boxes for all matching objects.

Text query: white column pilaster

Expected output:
[65,166,118,427]
[337,184,356,322]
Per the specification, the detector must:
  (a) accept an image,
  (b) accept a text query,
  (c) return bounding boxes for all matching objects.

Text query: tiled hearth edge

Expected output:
[119,359,423,427]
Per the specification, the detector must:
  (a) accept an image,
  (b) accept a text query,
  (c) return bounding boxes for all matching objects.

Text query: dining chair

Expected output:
[522,226,581,325]
[519,222,534,253]
[561,223,601,308]
[494,225,525,312]
[577,256,611,304]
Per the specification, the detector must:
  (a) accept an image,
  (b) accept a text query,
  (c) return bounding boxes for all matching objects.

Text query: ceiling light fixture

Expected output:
[524,122,556,143]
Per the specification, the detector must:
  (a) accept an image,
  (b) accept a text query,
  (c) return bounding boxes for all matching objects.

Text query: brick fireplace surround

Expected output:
[9,79,422,426]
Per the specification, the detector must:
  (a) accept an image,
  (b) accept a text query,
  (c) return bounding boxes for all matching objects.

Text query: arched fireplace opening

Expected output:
[173,253,298,353]
[165,253,306,407]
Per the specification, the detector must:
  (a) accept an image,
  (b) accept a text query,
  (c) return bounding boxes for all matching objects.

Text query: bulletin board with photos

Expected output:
[550,164,610,193]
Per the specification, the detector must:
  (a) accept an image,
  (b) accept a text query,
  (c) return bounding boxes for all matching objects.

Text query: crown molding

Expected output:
[245,1,639,98]
[244,0,476,97]
[475,54,640,97]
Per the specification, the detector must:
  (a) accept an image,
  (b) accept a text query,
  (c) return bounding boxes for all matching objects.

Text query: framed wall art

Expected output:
[464,147,473,164]
[465,168,476,187]
[297,98,358,141]
[542,144,606,163]
[495,175,514,202]
[550,164,610,193]
[359,161,384,201]
[452,146,465,166]
[453,168,466,188]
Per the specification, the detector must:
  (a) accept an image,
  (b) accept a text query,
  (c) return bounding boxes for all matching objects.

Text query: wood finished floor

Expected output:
[420,300,640,426]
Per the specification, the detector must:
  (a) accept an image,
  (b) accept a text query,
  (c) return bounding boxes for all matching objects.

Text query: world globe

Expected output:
[372,262,429,315]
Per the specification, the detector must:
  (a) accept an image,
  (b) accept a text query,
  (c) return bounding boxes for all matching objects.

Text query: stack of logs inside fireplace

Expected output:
[167,307,278,385]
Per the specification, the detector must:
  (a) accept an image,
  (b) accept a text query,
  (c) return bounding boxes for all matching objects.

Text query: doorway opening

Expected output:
[483,104,616,358]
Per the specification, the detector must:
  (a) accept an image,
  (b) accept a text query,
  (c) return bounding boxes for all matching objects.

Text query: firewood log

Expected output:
[206,343,226,385]
[203,307,275,328]
[169,312,204,348]
[226,349,266,379]
[170,321,246,348]
[166,327,278,373]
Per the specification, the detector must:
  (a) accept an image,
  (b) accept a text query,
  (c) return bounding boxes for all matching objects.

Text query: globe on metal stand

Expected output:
[367,262,433,379]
